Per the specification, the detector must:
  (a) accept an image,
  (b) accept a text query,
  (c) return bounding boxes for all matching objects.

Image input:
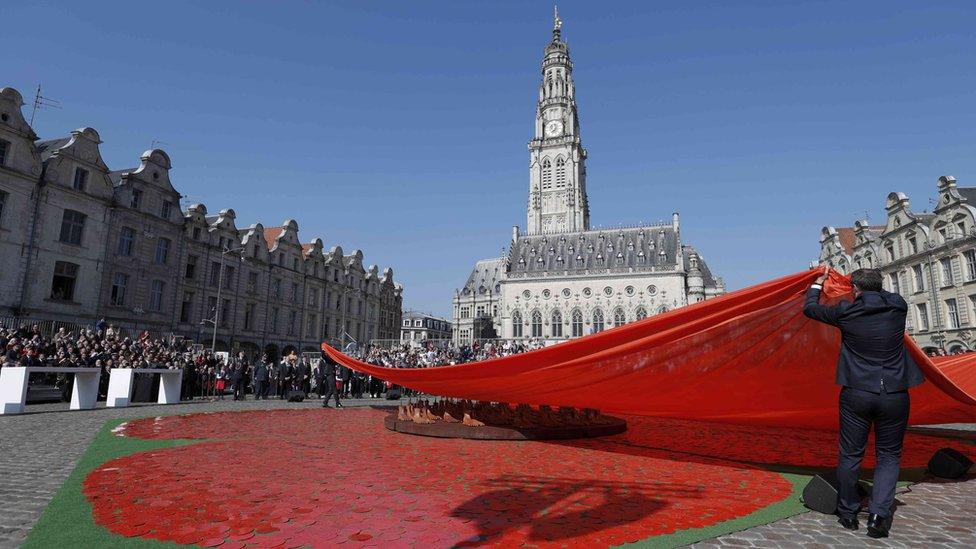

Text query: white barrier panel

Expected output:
[0,367,101,415]
[106,368,183,408]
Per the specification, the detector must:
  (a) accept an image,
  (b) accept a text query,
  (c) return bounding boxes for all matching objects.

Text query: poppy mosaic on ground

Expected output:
[78,408,970,548]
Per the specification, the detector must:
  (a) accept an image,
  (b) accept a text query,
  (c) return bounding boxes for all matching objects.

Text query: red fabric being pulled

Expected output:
[323,270,976,430]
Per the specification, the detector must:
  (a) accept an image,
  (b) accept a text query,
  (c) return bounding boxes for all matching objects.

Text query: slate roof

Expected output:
[508,226,679,275]
[35,137,69,162]
[461,258,506,295]
[108,168,137,187]
[681,246,720,288]
[957,186,976,206]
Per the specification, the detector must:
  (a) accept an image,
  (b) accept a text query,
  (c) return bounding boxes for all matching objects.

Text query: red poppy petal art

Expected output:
[83,408,973,547]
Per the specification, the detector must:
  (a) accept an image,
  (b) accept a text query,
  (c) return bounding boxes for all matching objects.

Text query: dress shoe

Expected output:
[322,404,331,408]
[837,516,858,531]
[866,513,889,538]
[335,403,344,408]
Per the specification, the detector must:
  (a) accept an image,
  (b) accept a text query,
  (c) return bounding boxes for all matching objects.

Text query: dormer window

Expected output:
[192,227,201,240]
[0,139,9,166]
[130,188,142,209]
[161,200,173,220]
[72,168,88,191]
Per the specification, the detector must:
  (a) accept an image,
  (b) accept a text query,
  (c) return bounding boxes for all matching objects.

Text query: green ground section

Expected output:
[27,414,821,548]
[616,473,809,548]
[24,418,194,549]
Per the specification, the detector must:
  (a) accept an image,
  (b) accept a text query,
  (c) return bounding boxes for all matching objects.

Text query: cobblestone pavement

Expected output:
[1,400,973,548]
[0,397,395,549]
[692,476,976,548]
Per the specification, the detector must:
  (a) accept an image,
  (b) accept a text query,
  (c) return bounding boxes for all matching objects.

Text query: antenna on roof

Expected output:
[150,139,169,150]
[29,85,61,126]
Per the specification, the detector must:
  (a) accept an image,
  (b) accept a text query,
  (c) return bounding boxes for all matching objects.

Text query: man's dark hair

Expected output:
[851,268,884,292]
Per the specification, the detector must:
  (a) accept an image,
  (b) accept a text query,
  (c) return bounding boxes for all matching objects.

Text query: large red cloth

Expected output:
[323,270,976,430]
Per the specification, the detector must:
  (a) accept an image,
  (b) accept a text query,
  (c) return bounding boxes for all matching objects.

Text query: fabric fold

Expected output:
[323,269,976,430]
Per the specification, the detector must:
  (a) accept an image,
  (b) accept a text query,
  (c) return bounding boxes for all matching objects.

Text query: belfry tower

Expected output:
[526,7,590,236]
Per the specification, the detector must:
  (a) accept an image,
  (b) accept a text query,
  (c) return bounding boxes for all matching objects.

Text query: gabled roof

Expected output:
[263,227,284,250]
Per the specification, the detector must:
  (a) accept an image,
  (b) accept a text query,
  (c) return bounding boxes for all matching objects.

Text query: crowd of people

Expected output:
[0,321,540,403]
[4,318,972,405]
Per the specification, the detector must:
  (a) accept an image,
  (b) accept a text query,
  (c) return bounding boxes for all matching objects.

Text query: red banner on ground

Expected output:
[323,270,976,430]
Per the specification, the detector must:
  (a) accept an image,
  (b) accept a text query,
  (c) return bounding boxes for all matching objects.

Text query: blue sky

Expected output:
[6,1,976,318]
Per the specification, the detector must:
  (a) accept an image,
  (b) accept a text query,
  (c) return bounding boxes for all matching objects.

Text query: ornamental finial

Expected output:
[554,5,562,31]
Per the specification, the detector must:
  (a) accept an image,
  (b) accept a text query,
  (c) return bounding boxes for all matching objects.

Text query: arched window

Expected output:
[613,308,626,327]
[541,158,553,191]
[551,310,563,337]
[593,308,605,333]
[512,311,523,338]
[531,310,543,337]
[571,309,583,337]
[635,306,648,321]
[555,157,567,188]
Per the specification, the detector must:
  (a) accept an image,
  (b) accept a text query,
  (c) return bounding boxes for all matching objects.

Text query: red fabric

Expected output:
[324,269,976,429]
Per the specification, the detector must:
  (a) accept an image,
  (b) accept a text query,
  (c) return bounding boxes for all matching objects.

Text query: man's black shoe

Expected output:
[322,404,331,408]
[866,513,889,538]
[335,403,344,408]
[837,516,858,531]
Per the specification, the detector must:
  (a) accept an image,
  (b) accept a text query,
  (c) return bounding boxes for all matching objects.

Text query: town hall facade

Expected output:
[453,14,725,343]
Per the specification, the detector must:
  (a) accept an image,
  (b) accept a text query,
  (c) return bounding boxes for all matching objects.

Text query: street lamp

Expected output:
[201,246,244,354]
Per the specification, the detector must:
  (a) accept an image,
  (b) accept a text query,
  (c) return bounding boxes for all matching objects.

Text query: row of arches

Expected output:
[510,305,666,338]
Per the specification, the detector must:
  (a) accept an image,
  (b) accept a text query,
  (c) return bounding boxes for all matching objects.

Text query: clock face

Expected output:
[545,120,563,137]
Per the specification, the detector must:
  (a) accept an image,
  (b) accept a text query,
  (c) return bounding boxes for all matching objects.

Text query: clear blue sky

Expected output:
[6,1,976,318]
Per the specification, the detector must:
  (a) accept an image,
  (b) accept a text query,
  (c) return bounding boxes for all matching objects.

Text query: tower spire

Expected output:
[553,5,562,40]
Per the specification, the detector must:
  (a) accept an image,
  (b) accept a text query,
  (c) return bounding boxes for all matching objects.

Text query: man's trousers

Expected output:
[837,386,910,519]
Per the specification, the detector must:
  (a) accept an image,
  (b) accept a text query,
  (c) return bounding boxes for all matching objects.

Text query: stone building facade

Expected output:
[400,311,452,344]
[818,175,976,352]
[452,15,725,344]
[0,85,402,359]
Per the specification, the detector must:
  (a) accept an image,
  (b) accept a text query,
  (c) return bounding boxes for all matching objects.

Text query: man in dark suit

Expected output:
[312,360,326,399]
[320,353,342,408]
[276,358,292,399]
[294,358,309,397]
[803,266,924,538]
[231,352,249,400]
[338,364,352,398]
[253,354,270,400]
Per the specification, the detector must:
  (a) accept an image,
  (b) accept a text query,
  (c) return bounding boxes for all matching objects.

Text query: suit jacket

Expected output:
[277,362,292,380]
[253,362,269,382]
[319,356,337,379]
[803,287,924,393]
[338,365,351,382]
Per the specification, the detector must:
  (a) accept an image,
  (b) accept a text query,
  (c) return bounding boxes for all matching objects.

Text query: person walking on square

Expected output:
[803,266,924,539]
[320,352,342,408]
